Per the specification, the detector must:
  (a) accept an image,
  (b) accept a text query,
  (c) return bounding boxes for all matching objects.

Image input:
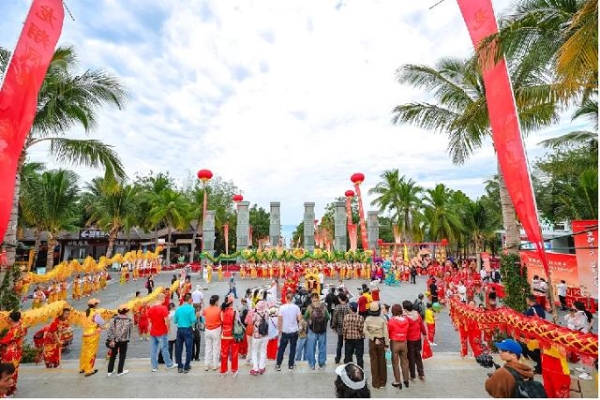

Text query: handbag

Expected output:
[422,339,433,359]
[233,311,245,342]
[105,339,115,349]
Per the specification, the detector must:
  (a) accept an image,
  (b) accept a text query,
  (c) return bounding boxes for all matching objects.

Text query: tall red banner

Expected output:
[0,0,64,242]
[353,183,369,251]
[345,197,352,226]
[572,220,598,298]
[456,0,549,274]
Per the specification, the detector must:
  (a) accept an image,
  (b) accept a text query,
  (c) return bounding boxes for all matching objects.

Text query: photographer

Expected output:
[484,339,534,398]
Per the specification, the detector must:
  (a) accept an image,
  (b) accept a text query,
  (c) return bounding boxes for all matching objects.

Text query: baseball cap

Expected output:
[495,339,522,357]
[349,302,358,312]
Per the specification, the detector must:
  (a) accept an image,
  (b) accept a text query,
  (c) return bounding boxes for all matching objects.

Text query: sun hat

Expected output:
[87,298,100,306]
[495,339,522,357]
[118,304,130,312]
[369,301,380,312]
[335,363,366,390]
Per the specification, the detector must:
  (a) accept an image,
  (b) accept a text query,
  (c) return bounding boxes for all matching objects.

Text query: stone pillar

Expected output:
[269,202,281,247]
[334,201,347,251]
[303,202,315,252]
[236,201,250,253]
[367,211,379,251]
[203,210,216,256]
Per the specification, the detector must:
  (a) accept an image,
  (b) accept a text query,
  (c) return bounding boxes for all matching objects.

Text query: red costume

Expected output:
[42,317,68,368]
[459,319,482,358]
[0,322,27,396]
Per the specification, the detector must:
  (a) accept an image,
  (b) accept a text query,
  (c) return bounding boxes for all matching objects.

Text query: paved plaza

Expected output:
[16,272,599,398]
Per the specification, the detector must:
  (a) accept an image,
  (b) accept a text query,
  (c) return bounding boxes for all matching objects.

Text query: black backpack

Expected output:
[413,299,425,319]
[309,304,327,334]
[505,367,547,398]
[257,313,269,336]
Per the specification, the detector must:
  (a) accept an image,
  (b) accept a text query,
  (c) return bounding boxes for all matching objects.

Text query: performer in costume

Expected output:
[0,311,27,396]
[99,271,107,290]
[59,281,68,301]
[43,308,71,368]
[32,286,46,309]
[120,265,128,285]
[206,265,213,284]
[459,301,483,358]
[83,274,91,297]
[217,265,223,282]
[79,298,105,377]
[72,275,82,301]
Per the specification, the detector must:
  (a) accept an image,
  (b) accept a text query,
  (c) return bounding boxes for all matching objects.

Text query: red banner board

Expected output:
[457,0,549,274]
[0,0,64,242]
[521,251,578,289]
[572,220,598,298]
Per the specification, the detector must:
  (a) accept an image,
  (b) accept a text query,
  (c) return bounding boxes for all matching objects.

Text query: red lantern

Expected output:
[197,169,213,183]
[344,190,355,198]
[377,239,383,246]
[232,194,243,203]
[350,173,365,185]
[441,238,448,246]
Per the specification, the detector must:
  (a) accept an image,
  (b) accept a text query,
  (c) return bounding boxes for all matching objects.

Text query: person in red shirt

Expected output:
[388,304,410,389]
[148,294,175,371]
[219,295,239,376]
[402,300,427,382]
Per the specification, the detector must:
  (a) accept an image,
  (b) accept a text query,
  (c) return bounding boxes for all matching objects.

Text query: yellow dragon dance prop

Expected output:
[17,247,164,287]
[448,298,598,362]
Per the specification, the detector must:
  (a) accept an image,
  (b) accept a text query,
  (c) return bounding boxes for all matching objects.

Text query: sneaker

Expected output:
[178,368,184,373]
[250,369,259,376]
[318,365,325,370]
[166,364,176,370]
[578,372,593,380]
[213,367,218,371]
[275,365,281,371]
[430,342,438,346]
[288,365,295,371]
[259,368,266,375]
[575,367,587,373]
[151,368,158,372]
[310,365,315,370]
[205,366,209,371]
[84,369,98,377]
[184,369,191,374]
[107,372,113,377]
[232,371,238,377]
[117,370,129,377]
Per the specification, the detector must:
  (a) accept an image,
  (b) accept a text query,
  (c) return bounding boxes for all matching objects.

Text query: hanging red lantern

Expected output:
[344,190,355,198]
[232,194,243,203]
[350,172,365,185]
[441,238,448,246]
[197,169,213,183]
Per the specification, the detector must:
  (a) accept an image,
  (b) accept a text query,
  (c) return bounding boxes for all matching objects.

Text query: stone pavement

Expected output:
[17,271,599,397]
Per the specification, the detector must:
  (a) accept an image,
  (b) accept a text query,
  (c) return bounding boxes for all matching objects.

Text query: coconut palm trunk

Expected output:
[106,226,119,258]
[32,227,42,269]
[497,163,521,255]
[3,152,27,267]
[46,234,57,270]
[166,226,172,266]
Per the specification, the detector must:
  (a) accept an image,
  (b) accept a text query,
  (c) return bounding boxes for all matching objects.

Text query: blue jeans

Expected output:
[306,330,327,368]
[276,332,298,368]
[151,334,173,369]
[295,337,307,361]
[176,327,194,370]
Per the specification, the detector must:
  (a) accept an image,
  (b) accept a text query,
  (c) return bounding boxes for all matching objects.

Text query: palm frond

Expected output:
[47,138,126,178]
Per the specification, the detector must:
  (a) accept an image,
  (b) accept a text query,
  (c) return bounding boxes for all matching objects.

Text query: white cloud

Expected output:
[2,0,589,225]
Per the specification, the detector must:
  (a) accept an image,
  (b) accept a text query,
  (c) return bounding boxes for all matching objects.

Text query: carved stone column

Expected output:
[334,201,347,251]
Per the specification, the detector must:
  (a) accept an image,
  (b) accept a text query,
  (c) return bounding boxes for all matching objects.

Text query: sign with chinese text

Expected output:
[572,220,598,298]
[521,250,578,289]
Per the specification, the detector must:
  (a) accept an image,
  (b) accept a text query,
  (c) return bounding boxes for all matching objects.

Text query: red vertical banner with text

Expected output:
[521,251,579,288]
[456,0,549,274]
[572,220,598,298]
[353,183,369,251]
[348,224,358,252]
[0,0,64,241]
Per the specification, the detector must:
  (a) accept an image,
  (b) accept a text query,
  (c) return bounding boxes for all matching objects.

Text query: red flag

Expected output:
[0,0,64,242]
[456,0,549,274]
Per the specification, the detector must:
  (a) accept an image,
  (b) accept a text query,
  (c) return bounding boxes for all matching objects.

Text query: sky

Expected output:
[1,0,589,226]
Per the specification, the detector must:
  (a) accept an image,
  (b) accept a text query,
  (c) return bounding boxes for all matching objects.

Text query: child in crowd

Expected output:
[295,308,308,362]
[425,303,437,346]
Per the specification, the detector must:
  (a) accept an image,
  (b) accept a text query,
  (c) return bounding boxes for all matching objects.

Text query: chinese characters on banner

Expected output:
[521,251,578,288]
[456,0,549,275]
[572,220,598,297]
[0,0,64,241]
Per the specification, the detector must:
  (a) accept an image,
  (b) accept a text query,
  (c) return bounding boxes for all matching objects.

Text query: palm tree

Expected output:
[0,46,127,266]
[480,0,597,101]
[539,97,598,149]
[392,56,558,254]
[18,163,45,267]
[369,170,423,243]
[149,189,190,266]
[82,177,138,258]
[37,170,80,270]
[422,184,463,243]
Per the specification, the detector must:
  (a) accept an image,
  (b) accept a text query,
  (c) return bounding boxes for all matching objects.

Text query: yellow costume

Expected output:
[72,279,81,300]
[217,266,223,282]
[79,309,102,375]
[60,282,68,301]
[206,265,213,284]
[83,277,91,297]
[250,265,257,280]
[99,273,107,290]
[240,265,246,280]
[120,266,128,285]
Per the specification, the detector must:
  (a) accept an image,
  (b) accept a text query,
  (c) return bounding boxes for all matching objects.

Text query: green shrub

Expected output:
[21,342,42,364]
[500,253,529,312]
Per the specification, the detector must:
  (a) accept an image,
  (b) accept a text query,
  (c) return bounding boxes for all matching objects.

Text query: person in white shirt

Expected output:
[564,308,589,333]
[275,292,302,371]
[266,280,278,303]
[480,268,488,281]
[191,285,203,312]
[457,281,467,303]
[556,280,568,311]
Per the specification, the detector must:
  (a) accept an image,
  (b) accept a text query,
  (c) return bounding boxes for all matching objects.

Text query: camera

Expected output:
[476,354,500,369]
